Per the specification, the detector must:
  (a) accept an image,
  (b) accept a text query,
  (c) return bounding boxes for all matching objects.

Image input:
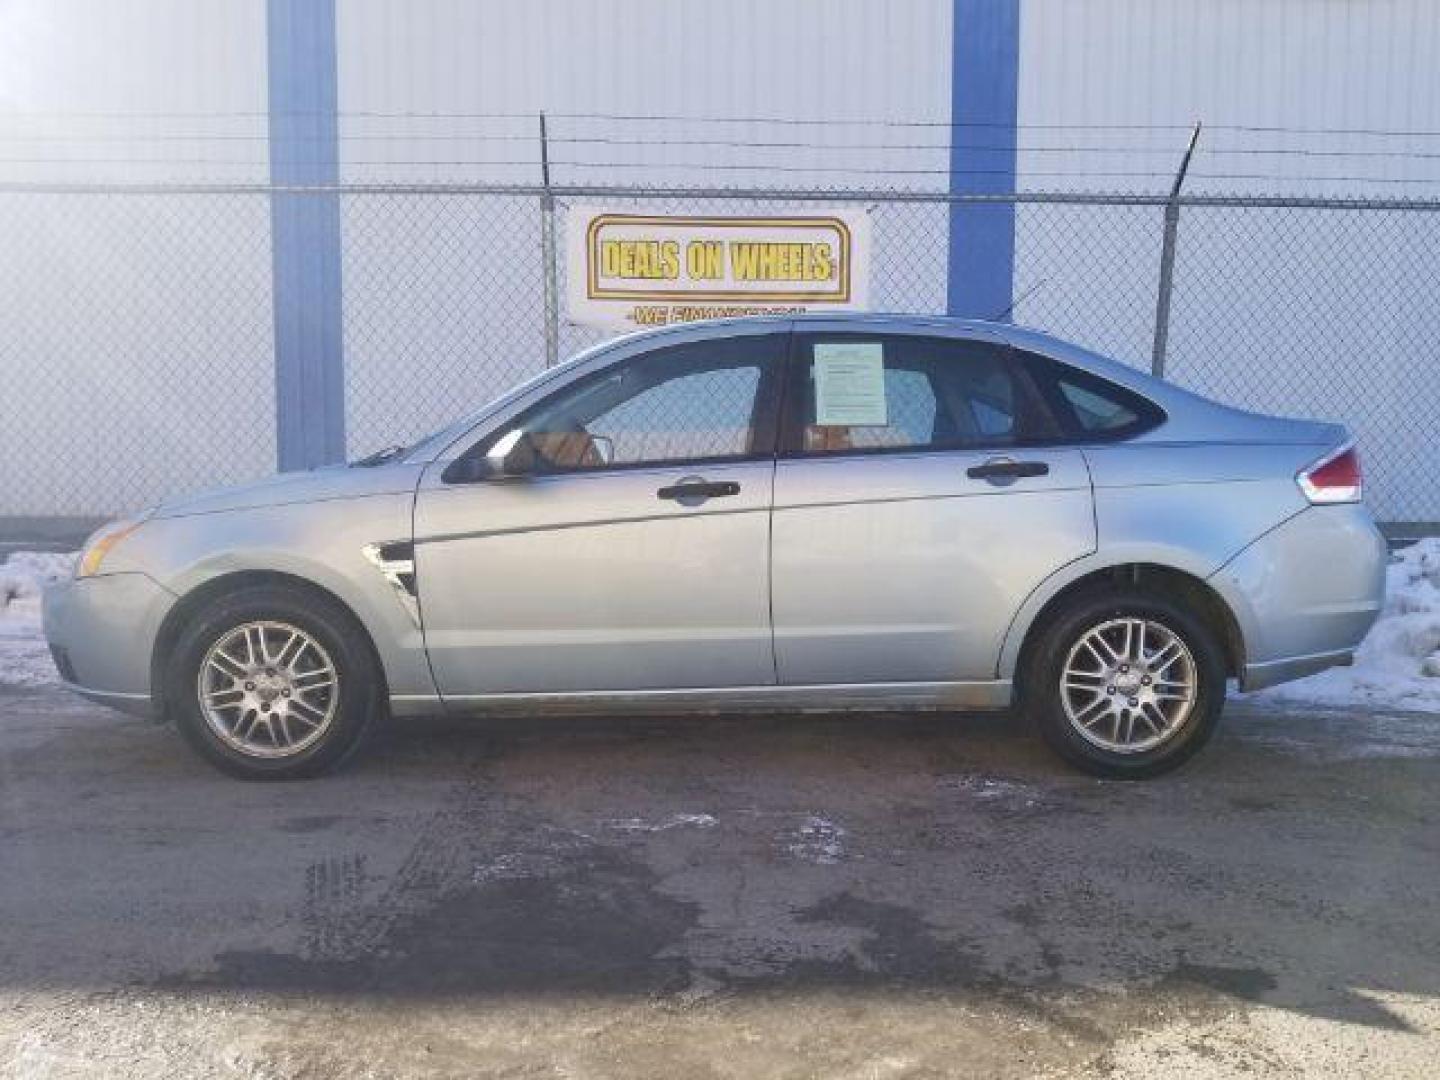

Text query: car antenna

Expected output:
[990,278,1047,323]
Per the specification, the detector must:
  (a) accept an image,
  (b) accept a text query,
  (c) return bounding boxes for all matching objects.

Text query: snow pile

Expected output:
[1242,538,1440,714]
[0,551,75,688]
[1,551,75,605]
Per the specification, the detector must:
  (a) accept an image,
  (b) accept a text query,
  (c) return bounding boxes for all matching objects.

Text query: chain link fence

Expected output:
[0,189,276,521]
[1,183,1436,526]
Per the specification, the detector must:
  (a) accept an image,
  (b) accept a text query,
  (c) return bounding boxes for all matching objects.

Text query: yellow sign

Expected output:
[566,208,871,330]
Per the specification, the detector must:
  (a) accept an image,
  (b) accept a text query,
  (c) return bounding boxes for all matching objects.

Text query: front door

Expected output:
[413,330,786,699]
[771,328,1096,686]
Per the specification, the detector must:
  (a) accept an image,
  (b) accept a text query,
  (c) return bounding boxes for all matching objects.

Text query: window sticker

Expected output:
[813,342,888,426]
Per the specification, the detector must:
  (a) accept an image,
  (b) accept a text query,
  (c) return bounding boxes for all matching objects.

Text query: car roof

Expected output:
[629,311,1004,334]
[590,311,1009,353]
[594,312,1132,381]
[791,311,998,332]
[593,313,1228,428]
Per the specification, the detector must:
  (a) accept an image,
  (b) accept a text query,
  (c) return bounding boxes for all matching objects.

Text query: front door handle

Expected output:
[966,458,1050,481]
[657,479,741,501]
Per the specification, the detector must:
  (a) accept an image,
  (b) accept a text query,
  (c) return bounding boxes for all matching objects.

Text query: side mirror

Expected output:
[441,429,613,484]
[483,429,541,479]
[441,430,542,484]
[588,434,615,466]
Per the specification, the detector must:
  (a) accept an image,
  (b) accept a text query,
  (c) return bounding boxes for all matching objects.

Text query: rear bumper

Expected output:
[1210,504,1386,692]
[41,571,176,719]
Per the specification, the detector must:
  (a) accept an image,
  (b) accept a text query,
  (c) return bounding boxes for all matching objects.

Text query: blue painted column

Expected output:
[267,0,345,469]
[947,0,1020,319]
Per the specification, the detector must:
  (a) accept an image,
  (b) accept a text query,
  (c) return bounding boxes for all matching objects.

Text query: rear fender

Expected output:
[998,443,1329,681]
[996,543,1253,681]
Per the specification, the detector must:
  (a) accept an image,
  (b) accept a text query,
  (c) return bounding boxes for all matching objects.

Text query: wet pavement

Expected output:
[2,683,1437,1078]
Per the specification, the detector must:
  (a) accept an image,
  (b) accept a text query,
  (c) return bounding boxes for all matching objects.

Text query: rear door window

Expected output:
[784,333,1058,456]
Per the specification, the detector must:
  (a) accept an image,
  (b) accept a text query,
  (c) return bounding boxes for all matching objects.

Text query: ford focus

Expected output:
[43,314,1386,780]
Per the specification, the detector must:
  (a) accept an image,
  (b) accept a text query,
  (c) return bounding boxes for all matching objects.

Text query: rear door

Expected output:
[771,327,1096,686]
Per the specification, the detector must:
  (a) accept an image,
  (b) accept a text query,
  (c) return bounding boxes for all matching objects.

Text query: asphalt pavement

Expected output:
[2,682,1437,1078]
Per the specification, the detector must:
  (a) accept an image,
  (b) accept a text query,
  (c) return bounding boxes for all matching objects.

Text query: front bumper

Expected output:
[1211,504,1387,692]
[41,571,177,719]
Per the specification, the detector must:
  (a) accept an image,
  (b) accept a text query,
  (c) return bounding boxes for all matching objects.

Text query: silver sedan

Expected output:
[43,314,1386,780]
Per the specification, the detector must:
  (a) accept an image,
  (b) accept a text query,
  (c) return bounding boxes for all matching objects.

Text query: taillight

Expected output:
[1297,441,1362,504]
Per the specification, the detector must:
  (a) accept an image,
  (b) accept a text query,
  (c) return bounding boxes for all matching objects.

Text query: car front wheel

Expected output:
[167,585,380,779]
[1023,589,1225,779]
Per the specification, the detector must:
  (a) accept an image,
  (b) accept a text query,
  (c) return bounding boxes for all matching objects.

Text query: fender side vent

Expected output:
[376,540,414,565]
[362,541,421,615]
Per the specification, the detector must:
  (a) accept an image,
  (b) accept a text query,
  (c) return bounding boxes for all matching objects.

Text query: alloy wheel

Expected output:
[1060,616,1198,754]
[196,620,339,758]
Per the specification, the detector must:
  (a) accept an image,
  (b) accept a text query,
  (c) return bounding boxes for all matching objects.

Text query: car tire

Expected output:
[1021,588,1226,779]
[166,584,382,780]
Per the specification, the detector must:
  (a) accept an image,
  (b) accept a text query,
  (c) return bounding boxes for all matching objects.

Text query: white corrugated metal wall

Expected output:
[2,0,1438,518]
[338,0,952,187]
[0,1,274,518]
[1020,0,1440,199]
[1014,0,1440,522]
[334,0,955,454]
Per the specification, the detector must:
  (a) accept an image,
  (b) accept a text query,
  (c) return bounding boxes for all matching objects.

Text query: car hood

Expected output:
[152,463,424,520]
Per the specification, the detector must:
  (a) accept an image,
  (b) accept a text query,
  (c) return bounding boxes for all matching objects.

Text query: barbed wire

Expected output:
[13,109,1440,141]
[4,179,1440,210]
[8,110,1440,190]
[13,131,1440,163]
[5,155,1440,189]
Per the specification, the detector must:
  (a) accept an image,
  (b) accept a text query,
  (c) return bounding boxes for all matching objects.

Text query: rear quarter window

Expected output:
[1020,351,1165,441]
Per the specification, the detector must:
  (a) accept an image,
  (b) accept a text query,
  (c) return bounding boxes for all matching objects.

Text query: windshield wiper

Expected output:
[352,444,407,467]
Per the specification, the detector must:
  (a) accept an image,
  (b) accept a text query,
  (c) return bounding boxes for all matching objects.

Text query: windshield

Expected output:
[355,340,628,467]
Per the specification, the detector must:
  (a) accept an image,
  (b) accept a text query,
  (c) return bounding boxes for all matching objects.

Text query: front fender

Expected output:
[113,493,436,699]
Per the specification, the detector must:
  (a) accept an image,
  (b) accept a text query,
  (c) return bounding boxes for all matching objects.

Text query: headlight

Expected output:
[76,519,144,578]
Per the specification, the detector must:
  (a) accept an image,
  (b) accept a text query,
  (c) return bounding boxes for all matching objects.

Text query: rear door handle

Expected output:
[966,459,1050,481]
[657,479,741,501]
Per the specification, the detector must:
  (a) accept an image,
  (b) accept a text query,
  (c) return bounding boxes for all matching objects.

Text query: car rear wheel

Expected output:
[167,585,380,779]
[1022,589,1225,779]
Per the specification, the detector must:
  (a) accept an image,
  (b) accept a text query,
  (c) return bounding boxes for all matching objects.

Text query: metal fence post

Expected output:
[267,0,346,469]
[1151,122,1202,379]
[538,112,561,368]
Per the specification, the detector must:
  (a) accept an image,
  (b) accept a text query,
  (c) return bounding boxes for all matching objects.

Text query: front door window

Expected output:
[490,334,783,473]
